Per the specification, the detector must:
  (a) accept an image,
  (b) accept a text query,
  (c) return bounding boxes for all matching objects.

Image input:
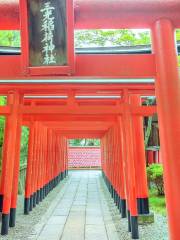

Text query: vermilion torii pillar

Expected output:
[122,91,139,239]
[152,19,180,240]
[130,95,149,215]
[0,92,21,235]
[117,117,127,218]
[24,121,35,214]
[9,116,22,228]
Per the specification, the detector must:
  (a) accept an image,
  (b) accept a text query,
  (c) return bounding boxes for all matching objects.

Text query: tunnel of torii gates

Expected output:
[0,0,179,240]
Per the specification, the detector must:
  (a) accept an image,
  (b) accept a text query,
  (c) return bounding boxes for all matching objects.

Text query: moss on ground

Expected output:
[149,188,167,216]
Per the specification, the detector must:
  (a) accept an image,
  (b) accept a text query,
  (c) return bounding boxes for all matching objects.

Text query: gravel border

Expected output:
[100,177,169,240]
[0,177,69,240]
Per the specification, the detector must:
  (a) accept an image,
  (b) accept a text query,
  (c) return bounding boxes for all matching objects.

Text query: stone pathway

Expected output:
[12,170,168,240]
[30,170,119,240]
[24,170,168,240]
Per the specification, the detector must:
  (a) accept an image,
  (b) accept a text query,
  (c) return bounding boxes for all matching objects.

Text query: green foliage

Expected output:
[20,126,29,165]
[0,97,6,169]
[0,125,29,171]
[75,29,151,47]
[0,99,7,153]
[178,55,180,66]
[0,117,5,147]
[0,31,20,47]
[0,116,5,169]
[0,96,6,106]
[69,139,100,146]
[147,164,164,196]
[149,188,166,216]
[0,28,179,49]
[176,29,180,41]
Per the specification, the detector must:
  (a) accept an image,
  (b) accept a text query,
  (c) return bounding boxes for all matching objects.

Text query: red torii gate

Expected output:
[0,85,156,240]
[0,0,179,240]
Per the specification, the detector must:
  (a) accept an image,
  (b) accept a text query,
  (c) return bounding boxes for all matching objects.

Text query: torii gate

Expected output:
[0,0,179,240]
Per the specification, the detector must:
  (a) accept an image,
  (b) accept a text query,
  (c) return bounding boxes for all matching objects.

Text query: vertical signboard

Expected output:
[20,0,74,76]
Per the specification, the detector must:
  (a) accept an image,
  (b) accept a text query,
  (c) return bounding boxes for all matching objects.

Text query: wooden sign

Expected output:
[20,0,74,76]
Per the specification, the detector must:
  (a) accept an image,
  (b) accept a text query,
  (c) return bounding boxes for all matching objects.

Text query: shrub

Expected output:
[147,164,164,196]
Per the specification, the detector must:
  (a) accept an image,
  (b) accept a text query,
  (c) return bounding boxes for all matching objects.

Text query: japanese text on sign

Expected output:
[40,2,56,65]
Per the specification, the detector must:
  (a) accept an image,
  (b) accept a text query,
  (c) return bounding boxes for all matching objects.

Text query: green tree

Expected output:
[0,31,20,47]
[147,164,164,196]
[75,29,151,47]
[0,97,6,169]
[20,127,29,165]
[69,139,100,146]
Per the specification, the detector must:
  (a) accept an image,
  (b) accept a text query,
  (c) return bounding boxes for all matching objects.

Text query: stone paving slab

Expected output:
[46,216,67,225]
[38,224,64,239]
[85,224,108,240]
[29,170,120,240]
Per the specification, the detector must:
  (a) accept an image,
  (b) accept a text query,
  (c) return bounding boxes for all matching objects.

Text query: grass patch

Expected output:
[149,188,167,216]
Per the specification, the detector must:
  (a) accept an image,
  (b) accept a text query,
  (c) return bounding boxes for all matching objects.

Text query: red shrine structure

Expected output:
[0,0,179,239]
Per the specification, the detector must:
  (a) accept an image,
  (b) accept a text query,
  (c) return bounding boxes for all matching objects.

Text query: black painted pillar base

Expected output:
[40,188,43,202]
[1,213,9,235]
[29,195,33,211]
[9,208,16,227]
[60,173,63,181]
[24,198,30,215]
[43,186,46,198]
[46,184,48,194]
[54,178,56,187]
[116,193,119,206]
[112,188,115,199]
[0,194,3,212]
[131,216,139,239]
[116,194,120,207]
[121,199,127,218]
[114,192,117,204]
[42,187,45,200]
[128,210,131,232]
[110,185,113,197]
[112,188,114,196]
[36,190,40,204]
[45,185,47,195]
[118,196,121,212]
[137,198,149,214]
[46,184,49,195]
[55,178,57,187]
[44,184,47,198]
[111,187,114,198]
[33,192,36,208]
